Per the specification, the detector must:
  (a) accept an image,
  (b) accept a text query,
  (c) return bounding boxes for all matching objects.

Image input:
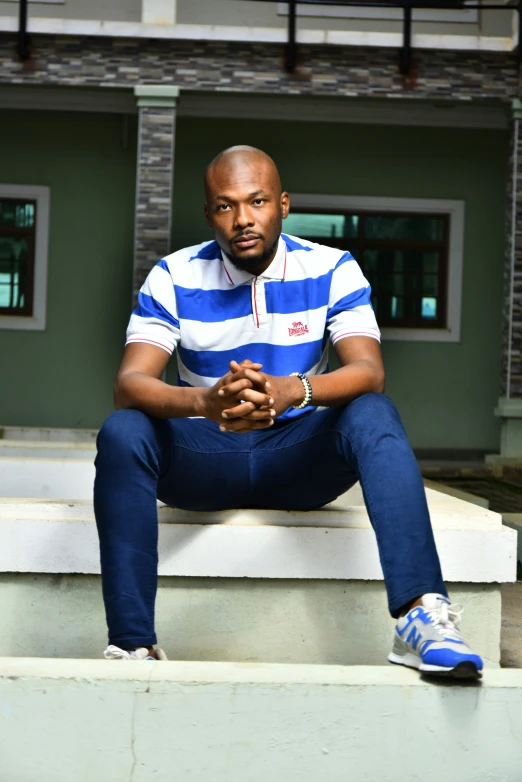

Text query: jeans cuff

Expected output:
[109,635,158,649]
[388,583,448,619]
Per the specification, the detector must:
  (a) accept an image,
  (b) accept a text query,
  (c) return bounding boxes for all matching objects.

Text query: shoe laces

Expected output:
[104,644,155,660]
[426,601,464,641]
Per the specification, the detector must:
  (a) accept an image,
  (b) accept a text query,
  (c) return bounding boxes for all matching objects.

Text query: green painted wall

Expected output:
[0,110,137,428]
[170,118,508,450]
[0,110,508,449]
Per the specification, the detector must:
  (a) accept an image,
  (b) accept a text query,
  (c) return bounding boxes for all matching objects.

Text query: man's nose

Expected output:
[234,205,254,229]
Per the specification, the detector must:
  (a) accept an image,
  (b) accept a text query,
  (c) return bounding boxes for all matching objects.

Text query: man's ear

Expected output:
[281,191,290,220]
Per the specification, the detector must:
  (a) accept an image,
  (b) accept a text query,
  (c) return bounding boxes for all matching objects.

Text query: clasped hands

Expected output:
[201,359,303,433]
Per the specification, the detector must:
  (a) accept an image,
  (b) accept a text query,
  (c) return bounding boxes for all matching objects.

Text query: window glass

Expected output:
[422,297,437,319]
[286,209,447,329]
[363,248,441,325]
[363,215,444,242]
[0,200,35,228]
[0,198,36,316]
[283,212,358,238]
[0,238,29,310]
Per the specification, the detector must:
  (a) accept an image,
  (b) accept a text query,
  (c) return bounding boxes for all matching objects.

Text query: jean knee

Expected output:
[96,409,155,456]
[338,393,400,434]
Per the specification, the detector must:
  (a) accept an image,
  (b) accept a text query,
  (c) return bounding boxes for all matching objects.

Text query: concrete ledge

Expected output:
[0,491,516,582]
[0,456,95,499]
[503,513,522,566]
[0,15,515,52]
[1,658,522,782]
[0,426,97,442]
[423,477,490,509]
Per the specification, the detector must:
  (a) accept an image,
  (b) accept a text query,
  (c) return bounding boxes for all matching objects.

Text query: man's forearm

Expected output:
[114,371,207,419]
[308,360,385,408]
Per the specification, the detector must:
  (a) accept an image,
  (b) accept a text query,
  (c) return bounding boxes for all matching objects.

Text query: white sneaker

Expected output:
[388,593,483,679]
[103,644,168,661]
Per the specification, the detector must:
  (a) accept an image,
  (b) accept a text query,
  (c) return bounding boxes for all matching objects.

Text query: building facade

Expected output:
[0,0,520,456]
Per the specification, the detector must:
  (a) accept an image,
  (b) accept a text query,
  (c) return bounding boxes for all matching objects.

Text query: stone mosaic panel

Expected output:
[0,36,520,101]
[502,121,522,398]
[134,105,176,296]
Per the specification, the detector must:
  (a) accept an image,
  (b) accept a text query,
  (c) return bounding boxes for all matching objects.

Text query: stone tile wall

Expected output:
[502,119,522,398]
[0,36,520,101]
[134,106,175,296]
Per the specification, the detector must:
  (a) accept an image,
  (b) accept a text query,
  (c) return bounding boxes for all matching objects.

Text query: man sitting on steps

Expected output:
[94,145,483,678]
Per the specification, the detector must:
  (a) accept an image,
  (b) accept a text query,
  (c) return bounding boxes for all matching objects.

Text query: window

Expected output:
[0,199,36,316]
[285,195,464,342]
[0,186,50,331]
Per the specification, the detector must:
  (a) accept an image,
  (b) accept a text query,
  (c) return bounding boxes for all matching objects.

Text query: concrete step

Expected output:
[0,427,97,499]
[0,434,96,499]
[0,488,515,666]
[0,425,97,442]
[1,658,522,782]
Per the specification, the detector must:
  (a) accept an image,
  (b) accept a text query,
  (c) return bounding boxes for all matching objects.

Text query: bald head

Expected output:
[203,145,290,275]
[204,145,282,200]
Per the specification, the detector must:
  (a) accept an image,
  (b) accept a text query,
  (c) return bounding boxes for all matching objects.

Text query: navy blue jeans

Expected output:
[94,393,447,648]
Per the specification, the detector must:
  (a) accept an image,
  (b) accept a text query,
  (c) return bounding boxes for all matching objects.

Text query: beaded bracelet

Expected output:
[290,372,313,409]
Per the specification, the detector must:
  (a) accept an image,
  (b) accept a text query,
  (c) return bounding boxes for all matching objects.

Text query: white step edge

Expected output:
[0,493,516,582]
[1,657,521,686]
[0,426,98,442]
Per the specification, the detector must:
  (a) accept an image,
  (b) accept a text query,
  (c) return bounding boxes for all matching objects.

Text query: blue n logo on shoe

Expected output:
[397,607,428,636]
[406,624,422,650]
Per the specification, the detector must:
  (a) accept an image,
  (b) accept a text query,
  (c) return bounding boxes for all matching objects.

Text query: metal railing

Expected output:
[243,0,520,73]
[16,0,521,74]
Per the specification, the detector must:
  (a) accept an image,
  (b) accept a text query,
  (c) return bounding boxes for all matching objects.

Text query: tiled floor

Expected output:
[501,583,522,668]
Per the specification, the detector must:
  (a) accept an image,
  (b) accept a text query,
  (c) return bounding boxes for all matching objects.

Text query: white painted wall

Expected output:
[1,659,522,782]
[0,0,141,21]
[142,0,176,24]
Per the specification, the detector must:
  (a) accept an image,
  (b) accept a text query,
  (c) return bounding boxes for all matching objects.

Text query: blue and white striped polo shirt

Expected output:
[126,233,380,420]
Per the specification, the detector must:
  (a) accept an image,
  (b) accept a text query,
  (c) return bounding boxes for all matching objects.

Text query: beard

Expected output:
[225,234,280,275]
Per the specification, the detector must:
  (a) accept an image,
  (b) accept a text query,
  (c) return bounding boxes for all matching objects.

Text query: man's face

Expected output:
[204,156,290,274]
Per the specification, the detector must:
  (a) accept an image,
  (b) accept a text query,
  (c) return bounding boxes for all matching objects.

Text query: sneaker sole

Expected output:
[388,652,482,680]
[388,651,421,670]
[420,661,482,680]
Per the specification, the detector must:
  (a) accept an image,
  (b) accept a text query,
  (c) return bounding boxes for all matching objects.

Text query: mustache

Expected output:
[232,230,264,243]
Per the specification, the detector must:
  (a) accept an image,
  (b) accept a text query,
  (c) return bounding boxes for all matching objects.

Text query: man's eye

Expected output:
[217,204,230,211]
[253,199,265,205]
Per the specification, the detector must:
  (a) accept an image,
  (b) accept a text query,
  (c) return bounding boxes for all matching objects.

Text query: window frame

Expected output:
[0,185,50,332]
[287,194,465,342]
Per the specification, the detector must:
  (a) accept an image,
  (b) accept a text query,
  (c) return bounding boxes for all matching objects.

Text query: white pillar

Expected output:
[141,0,177,25]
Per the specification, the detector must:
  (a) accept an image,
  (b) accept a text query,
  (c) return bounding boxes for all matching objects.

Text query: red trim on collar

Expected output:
[224,263,234,284]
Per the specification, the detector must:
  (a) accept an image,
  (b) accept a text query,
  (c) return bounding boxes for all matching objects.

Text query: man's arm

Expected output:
[308,336,385,406]
[114,343,275,426]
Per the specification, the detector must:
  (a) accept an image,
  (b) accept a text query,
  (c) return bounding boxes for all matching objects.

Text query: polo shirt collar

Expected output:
[222,235,286,286]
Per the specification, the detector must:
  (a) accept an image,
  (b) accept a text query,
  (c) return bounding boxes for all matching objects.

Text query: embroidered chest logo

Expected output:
[288,321,309,337]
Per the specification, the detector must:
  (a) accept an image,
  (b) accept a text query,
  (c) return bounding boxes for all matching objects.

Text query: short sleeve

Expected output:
[126,260,180,355]
[326,254,381,345]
